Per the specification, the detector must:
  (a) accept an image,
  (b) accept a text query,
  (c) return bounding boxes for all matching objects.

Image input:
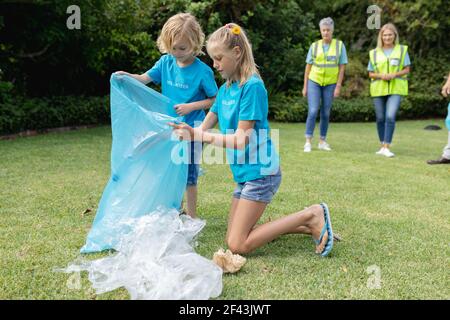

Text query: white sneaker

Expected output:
[304,142,312,153]
[318,141,332,151]
[375,147,385,155]
[382,148,395,158]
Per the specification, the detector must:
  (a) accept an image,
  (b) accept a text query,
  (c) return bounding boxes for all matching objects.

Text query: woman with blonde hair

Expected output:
[368,23,411,158]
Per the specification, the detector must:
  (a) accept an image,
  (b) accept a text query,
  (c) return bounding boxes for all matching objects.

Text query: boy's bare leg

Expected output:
[186,185,197,218]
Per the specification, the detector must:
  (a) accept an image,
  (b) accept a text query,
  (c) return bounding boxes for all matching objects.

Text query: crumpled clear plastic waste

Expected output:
[58,208,222,300]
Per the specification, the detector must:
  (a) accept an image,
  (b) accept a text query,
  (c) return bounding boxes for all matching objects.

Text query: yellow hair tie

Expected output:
[231,26,241,35]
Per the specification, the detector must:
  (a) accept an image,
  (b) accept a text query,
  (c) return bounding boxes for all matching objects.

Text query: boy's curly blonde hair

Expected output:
[157,13,205,56]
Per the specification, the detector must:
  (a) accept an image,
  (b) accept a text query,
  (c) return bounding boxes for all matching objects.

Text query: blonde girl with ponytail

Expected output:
[169,23,337,257]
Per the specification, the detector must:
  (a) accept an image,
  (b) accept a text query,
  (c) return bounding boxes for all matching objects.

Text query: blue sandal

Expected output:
[313,203,334,257]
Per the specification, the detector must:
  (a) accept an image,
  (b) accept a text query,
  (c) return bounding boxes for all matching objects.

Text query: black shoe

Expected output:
[424,125,442,131]
[427,157,450,165]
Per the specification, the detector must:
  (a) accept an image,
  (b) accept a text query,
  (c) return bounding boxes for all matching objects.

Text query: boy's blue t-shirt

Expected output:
[367,48,411,71]
[306,41,348,65]
[210,75,280,183]
[146,54,218,127]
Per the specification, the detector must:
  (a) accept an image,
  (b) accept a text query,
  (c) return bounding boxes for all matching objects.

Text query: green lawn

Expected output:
[0,120,449,299]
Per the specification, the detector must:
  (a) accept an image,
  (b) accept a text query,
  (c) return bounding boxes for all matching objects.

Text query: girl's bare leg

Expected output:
[226,199,328,255]
[225,197,240,243]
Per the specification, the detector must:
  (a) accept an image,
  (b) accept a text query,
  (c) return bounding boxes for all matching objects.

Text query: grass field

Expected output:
[0,120,449,299]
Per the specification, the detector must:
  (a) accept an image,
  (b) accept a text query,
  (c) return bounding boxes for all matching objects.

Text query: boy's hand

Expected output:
[174,103,194,116]
[168,122,201,141]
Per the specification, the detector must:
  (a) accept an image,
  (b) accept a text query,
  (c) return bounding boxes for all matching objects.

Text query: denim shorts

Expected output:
[187,141,202,186]
[232,168,282,203]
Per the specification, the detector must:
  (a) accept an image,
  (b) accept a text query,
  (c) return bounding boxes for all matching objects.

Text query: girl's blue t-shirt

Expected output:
[210,75,280,183]
[367,48,411,71]
[146,54,218,127]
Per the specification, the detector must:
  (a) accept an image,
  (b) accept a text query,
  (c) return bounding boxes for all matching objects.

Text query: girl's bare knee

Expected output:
[227,238,250,255]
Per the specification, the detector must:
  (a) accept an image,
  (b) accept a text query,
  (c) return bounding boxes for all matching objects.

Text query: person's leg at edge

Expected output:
[427,104,450,164]
[442,131,450,160]
[444,104,450,159]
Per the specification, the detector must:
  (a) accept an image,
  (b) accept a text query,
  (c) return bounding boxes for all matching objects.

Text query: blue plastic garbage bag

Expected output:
[80,74,188,253]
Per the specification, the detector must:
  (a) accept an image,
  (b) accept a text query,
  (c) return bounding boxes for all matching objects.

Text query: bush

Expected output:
[399,92,447,119]
[270,92,447,123]
[0,95,110,135]
[340,54,369,99]
[1,91,446,135]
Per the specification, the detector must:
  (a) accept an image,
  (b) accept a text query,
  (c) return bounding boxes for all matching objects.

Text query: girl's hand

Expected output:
[174,103,194,116]
[115,71,130,76]
[168,122,201,141]
[302,87,307,97]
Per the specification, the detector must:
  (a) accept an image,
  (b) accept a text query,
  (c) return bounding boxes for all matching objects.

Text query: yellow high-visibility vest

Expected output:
[369,44,409,97]
[309,39,343,86]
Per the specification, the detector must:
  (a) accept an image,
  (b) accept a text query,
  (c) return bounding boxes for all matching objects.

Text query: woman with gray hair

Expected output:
[302,17,347,152]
